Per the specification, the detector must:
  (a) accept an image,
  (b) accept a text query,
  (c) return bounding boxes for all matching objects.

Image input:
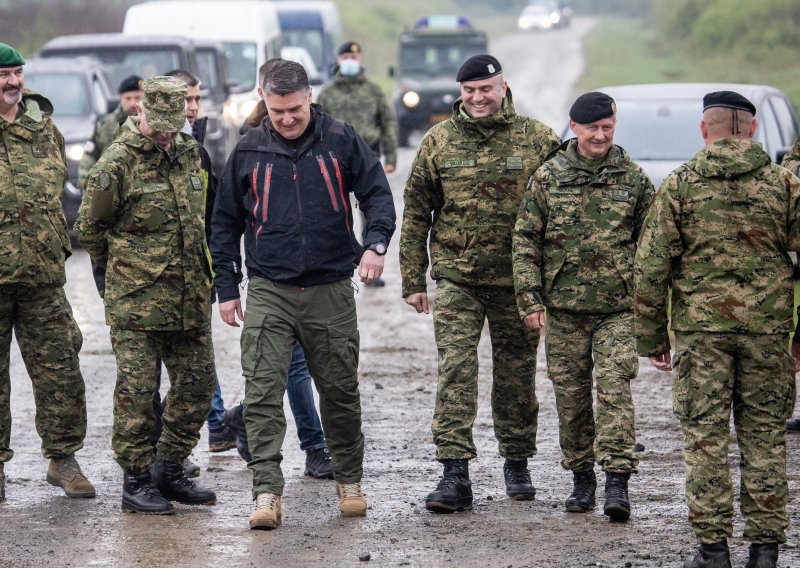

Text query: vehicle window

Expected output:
[611,100,704,161]
[23,72,89,117]
[768,96,799,147]
[399,43,485,75]
[283,29,324,71]
[758,101,782,153]
[222,42,257,91]
[194,48,220,90]
[44,48,181,88]
[91,77,108,115]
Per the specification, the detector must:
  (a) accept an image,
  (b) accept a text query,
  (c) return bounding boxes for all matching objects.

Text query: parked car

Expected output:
[560,83,800,188]
[39,33,235,175]
[22,57,117,236]
[518,1,571,31]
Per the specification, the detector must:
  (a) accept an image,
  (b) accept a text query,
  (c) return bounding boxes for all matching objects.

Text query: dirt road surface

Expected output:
[2,19,800,568]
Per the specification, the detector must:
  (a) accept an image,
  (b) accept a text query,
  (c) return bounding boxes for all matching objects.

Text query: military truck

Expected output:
[391,16,488,146]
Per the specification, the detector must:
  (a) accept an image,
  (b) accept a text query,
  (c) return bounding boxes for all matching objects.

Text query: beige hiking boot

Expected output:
[46,454,95,498]
[337,482,367,517]
[249,492,281,530]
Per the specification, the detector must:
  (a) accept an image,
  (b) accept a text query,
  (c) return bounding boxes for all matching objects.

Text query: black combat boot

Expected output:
[503,458,536,500]
[121,471,174,514]
[151,458,216,505]
[603,471,631,521]
[745,543,779,568]
[425,459,473,513]
[565,469,597,513]
[683,541,732,568]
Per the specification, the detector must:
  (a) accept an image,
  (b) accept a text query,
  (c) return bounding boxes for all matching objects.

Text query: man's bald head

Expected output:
[700,107,757,144]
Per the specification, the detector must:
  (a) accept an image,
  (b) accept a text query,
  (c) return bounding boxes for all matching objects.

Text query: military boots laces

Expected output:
[503,458,536,500]
[745,543,779,568]
[425,459,473,514]
[683,540,732,568]
[603,472,631,521]
[565,469,597,513]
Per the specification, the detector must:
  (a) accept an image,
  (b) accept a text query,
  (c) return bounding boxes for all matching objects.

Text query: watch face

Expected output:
[372,243,387,255]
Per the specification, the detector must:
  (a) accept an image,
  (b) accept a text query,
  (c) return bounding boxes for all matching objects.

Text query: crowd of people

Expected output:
[1,34,799,568]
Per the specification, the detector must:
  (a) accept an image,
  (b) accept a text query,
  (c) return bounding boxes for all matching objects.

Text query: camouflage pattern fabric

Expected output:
[635,137,800,357]
[545,308,638,473]
[0,89,71,286]
[78,103,127,188]
[780,136,800,177]
[400,91,560,295]
[512,139,654,318]
[672,331,795,544]
[431,279,539,460]
[0,284,86,463]
[110,326,215,472]
[317,73,397,167]
[76,116,213,331]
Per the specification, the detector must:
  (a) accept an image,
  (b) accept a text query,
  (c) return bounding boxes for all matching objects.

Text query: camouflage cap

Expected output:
[141,75,187,133]
[0,43,25,68]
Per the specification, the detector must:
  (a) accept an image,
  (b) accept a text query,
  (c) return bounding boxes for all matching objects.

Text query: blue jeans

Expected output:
[207,341,326,451]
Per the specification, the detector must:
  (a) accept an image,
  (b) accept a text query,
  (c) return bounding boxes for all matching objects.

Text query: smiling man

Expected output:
[513,91,654,522]
[400,54,560,513]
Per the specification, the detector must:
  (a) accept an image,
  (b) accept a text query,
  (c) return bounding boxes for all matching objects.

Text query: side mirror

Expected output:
[388,65,395,78]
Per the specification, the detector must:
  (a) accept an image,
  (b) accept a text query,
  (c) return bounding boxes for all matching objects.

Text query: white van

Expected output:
[123,0,282,127]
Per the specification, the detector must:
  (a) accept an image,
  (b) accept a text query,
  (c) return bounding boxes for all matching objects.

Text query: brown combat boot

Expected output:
[47,454,95,498]
[337,482,367,517]
[249,492,281,530]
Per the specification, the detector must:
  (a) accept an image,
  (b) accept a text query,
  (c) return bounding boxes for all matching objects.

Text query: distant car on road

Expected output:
[560,83,800,188]
[22,57,117,236]
[518,1,571,31]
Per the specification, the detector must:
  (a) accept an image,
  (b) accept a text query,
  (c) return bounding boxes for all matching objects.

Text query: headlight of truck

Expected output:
[66,143,85,163]
[402,91,421,108]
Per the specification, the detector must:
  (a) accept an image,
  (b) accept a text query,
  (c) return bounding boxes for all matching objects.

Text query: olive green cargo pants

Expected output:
[242,277,363,499]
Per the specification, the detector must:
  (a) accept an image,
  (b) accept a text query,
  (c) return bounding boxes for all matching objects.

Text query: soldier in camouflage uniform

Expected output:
[76,76,217,515]
[400,54,560,513]
[0,43,95,503]
[635,91,800,568]
[781,139,800,433]
[513,92,653,523]
[77,75,142,189]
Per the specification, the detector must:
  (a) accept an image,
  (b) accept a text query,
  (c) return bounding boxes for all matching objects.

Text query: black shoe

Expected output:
[208,425,237,452]
[224,404,251,462]
[786,417,800,431]
[122,471,174,515]
[683,541,732,568]
[151,458,216,505]
[565,469,597,513]
[503,458,536,500]
[745,543,779,568]
[425,459,473,513]
[304,447,333,479]
[603,472,631,522]
[183,457,200,478]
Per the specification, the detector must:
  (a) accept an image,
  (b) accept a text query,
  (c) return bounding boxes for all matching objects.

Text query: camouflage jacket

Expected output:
[513,140,654,317]
[75,117,212,331]
[400,92,560,296]
[635,137,800,356]
[78,103,127,188]
[317,72,397,166]
[0,89,71,286]
[780,137,800,176]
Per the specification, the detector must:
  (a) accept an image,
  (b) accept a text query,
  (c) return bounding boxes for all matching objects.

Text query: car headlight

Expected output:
[549,12,561,24]
[402,91,421,108]
[66,143,85,163]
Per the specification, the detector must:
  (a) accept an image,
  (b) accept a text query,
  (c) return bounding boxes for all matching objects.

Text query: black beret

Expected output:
[118,74,142,94]
[338,41,361,55]
[702,90,756,116]
[569,91,616,124]
[456,54,502,82]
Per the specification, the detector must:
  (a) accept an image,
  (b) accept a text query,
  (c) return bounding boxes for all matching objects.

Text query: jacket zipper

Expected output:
[316,155,339,212]
[330,152,351,231]
[293,161,307,265]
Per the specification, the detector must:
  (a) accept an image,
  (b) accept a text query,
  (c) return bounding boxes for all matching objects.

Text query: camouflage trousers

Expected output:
[672,331,795,544]
[432,279,539,460]
[0,285,86,463]
[110,326,215,473]
[545,308,638,473]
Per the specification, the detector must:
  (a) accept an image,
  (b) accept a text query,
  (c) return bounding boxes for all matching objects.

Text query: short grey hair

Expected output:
[261,58,309,96]
[165,68,200,88]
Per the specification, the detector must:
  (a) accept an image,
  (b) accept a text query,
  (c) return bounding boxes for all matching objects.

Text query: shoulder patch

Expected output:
[98,172,111,190]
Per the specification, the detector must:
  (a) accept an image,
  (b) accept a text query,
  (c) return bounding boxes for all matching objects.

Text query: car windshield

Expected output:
[23,72,89,117]
[612,100,705,161]
[43,47,181,89]
[399,43,485,75]
[282,29,325,71]
[222,41,257,92]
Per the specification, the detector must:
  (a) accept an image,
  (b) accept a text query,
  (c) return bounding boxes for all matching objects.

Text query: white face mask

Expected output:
[339,59,361,76]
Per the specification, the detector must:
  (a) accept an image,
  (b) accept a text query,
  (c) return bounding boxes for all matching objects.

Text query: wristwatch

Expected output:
[366,242,387,256]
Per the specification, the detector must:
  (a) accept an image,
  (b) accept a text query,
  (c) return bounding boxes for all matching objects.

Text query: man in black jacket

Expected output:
[211,59,396,530]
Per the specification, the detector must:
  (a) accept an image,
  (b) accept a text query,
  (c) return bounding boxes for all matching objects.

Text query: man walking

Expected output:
[513,92,653,522]
[636,91,799,568]
[400,54,560,513]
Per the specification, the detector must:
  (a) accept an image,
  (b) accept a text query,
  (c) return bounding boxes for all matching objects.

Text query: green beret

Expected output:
[141,76,187,133]
[0,43,25,68]
[569,91,616,124]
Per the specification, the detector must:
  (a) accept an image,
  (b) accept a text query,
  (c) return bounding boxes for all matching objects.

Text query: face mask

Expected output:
[339,59,361,76]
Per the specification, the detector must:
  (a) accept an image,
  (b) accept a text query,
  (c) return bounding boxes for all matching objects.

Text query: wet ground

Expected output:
[2,19,800,568]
